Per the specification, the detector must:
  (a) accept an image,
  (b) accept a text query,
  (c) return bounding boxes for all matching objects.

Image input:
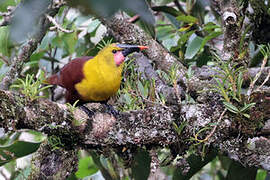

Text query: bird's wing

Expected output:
[46,56,93,91]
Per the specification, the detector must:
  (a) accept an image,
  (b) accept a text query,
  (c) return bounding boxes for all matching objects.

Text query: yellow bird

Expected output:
[46,43,148,115]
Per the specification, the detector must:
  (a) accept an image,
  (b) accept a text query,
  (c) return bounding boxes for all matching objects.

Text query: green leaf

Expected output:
[123,93,132,104]
[214,78,230,103]
[14,167,31,180]
[173,121,187,135]
[62,30,78,54]
[203,22,221,32]
[0,140,43,166]
[184,34,203,59]
[25,130,47,142]
[30,51,45,63]
[0,26,10,57]
[152,6,181,17]
[131,149,151,180]
[176,15,198,23]
[178,30,195,46]
[138,81,145,97]
[243,113,250,119]
[219,155,232,171]
[39,32,55,50]
[75,38,88,57]
[179,23,193,32]
[240,103,256,112]
[162,34,179,50]
[156,22,176,40]
[256,169,267,180]
[223,102,239,114]
[200,31,222,51]
[75,156,99,178]
[0,0,16,11]
[173,149,217,180]
[226,160,257,180]
[51,36,64,49]
[239,25,251,52]
[87,19,101,33]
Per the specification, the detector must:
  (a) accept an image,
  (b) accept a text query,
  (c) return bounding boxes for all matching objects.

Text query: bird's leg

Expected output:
[79,105,94,118]
[102,102,119,117]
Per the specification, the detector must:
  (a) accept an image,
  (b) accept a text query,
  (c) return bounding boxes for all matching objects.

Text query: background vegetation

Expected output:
[0,0,269,179]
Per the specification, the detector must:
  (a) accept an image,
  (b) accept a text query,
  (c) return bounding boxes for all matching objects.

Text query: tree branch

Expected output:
[0,87,270,171]
[0,90,177,147]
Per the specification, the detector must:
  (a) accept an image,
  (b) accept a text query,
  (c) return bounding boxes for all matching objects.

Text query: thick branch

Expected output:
[0,88,270,171]
[0,90,177,147]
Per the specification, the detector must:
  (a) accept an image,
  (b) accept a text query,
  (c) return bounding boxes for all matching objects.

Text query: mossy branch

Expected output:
[0,88,270,172]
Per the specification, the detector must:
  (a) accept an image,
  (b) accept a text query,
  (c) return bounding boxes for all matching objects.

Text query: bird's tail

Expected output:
[43,73,60,85]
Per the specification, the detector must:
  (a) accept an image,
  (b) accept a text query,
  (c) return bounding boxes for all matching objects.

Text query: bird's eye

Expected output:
[112,50,117,54]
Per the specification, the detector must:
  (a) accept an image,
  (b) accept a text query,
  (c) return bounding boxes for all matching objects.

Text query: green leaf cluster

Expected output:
[11,71,52,101]
[213,58,255,119]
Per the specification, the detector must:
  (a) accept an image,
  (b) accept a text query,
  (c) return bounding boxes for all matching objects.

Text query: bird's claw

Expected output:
[79,105,94,119]
[104,103,119,118]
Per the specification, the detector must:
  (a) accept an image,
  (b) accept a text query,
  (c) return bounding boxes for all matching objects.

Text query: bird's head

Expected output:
[99,43,148,67]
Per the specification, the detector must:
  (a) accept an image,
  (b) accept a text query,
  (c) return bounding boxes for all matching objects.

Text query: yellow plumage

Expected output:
[46,43,147,105]
[75,44,124,101]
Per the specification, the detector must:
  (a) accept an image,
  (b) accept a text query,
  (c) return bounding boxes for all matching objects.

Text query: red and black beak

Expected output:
[116,44,148,57]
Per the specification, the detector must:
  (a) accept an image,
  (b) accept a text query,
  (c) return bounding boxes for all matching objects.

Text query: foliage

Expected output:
[131,149,151,180]
[173,149,217,180]
[97,38,114,50]
[10,71,52,101]
[66,100,80,114]
[66,100,88,126]
[47,135,64,151]
[75,156,99,178]
[213,56,256,119]
[0,131,46,167]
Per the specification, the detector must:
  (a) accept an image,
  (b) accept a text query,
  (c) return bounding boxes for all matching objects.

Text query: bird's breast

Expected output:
[75,60,122,102]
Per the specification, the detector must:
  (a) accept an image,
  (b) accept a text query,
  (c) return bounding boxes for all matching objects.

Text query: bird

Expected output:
[45,43,148,116]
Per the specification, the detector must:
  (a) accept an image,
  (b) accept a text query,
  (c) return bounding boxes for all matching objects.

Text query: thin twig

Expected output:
[173,81,181,107]
[195,109,227,143]
[247,55,268,98]
[46,14,74,33]
[127,14,140,23]
[0,53,10,65]
[256,70,270,91]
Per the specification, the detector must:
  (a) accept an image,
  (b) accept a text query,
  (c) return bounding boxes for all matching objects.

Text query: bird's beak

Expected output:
[116,44,148,57]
